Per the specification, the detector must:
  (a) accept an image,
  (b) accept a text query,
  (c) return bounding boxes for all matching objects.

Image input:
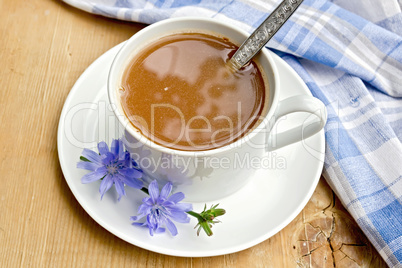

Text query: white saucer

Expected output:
[57,43,325,257]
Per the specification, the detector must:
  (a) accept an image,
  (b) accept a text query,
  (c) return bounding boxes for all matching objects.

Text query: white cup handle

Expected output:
[267,95,327,151]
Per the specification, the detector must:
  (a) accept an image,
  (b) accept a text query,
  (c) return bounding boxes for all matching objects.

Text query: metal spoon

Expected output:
[228,0,304,70]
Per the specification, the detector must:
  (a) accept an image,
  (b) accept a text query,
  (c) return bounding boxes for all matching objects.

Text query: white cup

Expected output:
[108,17,327,202]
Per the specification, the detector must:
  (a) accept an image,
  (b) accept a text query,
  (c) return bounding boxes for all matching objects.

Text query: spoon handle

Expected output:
[229,0,304,69]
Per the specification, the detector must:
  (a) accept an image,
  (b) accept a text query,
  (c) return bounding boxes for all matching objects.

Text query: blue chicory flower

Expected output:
[77,139,143,200]
[131,180,193,236]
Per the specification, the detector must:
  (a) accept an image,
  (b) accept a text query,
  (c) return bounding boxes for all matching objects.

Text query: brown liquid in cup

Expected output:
[120,33,267,151]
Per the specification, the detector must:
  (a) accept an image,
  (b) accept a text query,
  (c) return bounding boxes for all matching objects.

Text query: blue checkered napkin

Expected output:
[63,0,402,266]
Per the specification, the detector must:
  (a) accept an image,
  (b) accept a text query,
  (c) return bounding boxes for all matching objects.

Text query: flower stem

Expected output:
[186,210,202,219]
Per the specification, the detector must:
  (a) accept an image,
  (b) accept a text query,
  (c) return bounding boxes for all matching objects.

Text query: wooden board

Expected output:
[0,0,387,266]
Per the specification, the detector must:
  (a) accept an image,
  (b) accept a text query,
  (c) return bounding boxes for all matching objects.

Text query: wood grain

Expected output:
[0,0,387,267]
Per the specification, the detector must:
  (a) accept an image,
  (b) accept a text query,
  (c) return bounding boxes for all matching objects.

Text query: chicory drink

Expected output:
[119,32,268,151]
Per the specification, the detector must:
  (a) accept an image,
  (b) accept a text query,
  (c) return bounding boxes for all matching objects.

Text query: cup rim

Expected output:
[108,17,280,157]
